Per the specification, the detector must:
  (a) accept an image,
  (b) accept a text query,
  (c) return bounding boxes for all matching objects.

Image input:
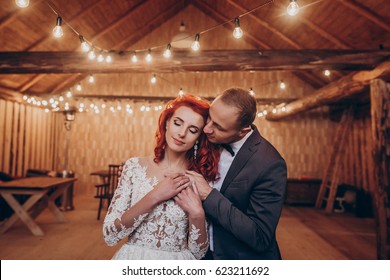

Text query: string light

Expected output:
[151,74,157,84]
[324,69,331,76]
[178,88,184,96]
[145,49,152,62]
[105,54,112,63]
[287,0,299,16]
[279,80,286,89]
[79,35,90,52]
[97,52,104,63]
[76,84,82,91]
[52,16,64,38]
[88,48,96,60]
[15,0,29,8]
[191,34,200,51]
[249,87,255,96]
[66,90,72,98]
[163,44,172,58]
[233,18,243,39]
[88,74,94,83]
[131,52,138,63]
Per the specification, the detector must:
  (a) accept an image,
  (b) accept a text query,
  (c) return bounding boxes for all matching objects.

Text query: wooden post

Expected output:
[370,79,390,259]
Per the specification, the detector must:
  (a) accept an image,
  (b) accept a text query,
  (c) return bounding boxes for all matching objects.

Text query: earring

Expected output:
[193,140,199,160]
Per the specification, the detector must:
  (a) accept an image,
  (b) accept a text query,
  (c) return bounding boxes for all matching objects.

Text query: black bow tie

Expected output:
[221,144,235,157]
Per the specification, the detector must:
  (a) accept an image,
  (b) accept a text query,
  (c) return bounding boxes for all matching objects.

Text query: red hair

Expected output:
[154,94,220,182]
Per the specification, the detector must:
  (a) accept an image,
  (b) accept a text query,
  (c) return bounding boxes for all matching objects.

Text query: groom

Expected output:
[186,87,287,260]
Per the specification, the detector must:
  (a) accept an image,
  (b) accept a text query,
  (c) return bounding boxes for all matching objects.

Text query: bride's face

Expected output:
[165,106,204,153]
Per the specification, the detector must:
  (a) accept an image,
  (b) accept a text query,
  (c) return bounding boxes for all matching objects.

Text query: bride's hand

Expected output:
[174,183,204,219]
[150,172,190,203]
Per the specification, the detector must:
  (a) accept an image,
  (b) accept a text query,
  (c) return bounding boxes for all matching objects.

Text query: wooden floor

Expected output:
[0,195,376,260]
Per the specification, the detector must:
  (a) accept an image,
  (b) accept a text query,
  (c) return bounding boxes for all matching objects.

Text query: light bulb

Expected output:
[52,16,63,38]
[97,53,104,63]
[151,74,157,84]
[324,69,331,76]
[145,49,152,62]
[66,90,72,98]
[191,34,200,51]
[287,0,299,16]
[280,80,286,89]
[88,49,96,60]
[163,44,172,58]
[105,55,112,63]
[79,36,90,52]
[76,84,82,91]
[249,88,255,96]
[131,52,138,63]
[179,88,184,96]
[88,74,94,83]
[233,18,243,39]
[15,0,29,8]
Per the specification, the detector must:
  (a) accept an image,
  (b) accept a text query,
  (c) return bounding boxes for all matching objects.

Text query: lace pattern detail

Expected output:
[103,157,208,259]
[188,224,209,259]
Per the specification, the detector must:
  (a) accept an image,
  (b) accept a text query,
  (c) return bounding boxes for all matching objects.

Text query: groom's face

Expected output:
[203,98,242,144]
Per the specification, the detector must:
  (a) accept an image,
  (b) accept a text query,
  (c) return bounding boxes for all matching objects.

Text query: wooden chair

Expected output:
[94,164,120,220]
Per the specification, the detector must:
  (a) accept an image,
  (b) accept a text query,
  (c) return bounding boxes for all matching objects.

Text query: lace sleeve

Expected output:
[188,220,209,259]
[102,158,148,246]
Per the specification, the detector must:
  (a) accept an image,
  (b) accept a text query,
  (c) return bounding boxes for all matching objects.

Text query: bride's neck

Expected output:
[161,150,188,172]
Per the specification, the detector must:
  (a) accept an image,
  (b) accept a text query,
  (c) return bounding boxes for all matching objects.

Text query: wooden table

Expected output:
[0,177,77,236]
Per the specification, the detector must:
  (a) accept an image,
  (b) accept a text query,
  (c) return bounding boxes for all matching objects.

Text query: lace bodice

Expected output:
[103,157,208,259]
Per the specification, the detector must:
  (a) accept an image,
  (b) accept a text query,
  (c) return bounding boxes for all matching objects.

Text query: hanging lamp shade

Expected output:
[171,21,192,48]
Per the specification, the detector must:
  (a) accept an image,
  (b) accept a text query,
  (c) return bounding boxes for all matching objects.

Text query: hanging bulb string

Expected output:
[42,0,273,55]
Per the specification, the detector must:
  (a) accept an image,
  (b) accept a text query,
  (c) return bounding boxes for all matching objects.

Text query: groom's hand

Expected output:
[185,170,213,201]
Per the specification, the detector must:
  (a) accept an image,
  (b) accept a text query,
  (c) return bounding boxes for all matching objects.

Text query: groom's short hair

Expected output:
[218,88,256,129]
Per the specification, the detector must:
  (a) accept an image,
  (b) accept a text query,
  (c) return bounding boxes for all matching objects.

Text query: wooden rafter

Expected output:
[17,0,108,92]
[0,0,45,29]
[1,49,387,74]
[193,0,326,88]
[336,0,390,32]
[18,0,147,93]
[272,1,352,49]
[227,0,301,48]
[49,0,190,94]
[266,61,390,121]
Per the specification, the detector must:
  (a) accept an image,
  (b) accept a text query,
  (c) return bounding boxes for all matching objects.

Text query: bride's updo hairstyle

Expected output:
[154,94,220,182]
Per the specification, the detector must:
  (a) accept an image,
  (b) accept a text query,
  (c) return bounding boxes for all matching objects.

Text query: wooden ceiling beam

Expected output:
[265,61,390,121]
[336,0,390,32]
[0,85,23,103]
[0,49,387,74]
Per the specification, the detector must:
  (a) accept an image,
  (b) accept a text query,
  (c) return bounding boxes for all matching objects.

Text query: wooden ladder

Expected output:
[315,107,354,213]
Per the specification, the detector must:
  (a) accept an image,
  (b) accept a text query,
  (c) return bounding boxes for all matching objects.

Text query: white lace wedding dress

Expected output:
[103,157,208,260]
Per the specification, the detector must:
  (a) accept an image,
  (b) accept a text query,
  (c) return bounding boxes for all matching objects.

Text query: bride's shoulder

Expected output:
[125,156,154,168]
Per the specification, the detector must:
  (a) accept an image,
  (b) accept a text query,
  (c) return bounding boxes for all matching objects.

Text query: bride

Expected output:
[103,94,220,259]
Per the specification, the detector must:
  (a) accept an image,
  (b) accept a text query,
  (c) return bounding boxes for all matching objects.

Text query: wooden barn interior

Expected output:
[0,0,389,260]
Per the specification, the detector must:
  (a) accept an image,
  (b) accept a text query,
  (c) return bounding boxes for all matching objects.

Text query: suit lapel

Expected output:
[220,126,262,193]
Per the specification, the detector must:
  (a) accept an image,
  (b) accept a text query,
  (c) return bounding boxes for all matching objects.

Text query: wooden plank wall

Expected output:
[0,99,58,177]
[341,105,374,192]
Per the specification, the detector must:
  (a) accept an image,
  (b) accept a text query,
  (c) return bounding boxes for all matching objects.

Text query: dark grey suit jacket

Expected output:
[203,125,287,259]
